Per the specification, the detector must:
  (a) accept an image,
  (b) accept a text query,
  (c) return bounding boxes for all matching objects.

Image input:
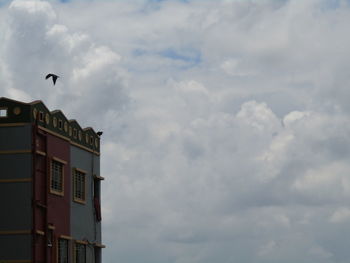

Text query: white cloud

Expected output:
[283,110,310,127]
[236,100,281,132]
[1,0,128,127]
[330,207,350,223]
[2,0,350,262]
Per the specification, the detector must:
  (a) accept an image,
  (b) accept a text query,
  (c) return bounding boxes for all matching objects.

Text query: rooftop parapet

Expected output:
[0,97,100,154]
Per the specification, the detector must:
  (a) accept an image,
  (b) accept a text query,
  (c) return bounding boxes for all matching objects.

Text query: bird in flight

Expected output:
[97,131,103,136]
[45,73,59,85]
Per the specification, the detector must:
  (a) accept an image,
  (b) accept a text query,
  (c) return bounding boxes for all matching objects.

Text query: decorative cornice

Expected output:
[0,97,101,154]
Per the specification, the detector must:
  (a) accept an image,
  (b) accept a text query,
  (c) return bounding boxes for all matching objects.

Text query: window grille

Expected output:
[0,108,7,118]
[58,239,69,263]
[74,170,85,202]
[51,160,63,193]
[39,111,44,121]
[74,243,86,263]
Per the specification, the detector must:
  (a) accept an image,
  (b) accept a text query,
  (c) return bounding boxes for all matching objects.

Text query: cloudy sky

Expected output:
[2,0,350,262]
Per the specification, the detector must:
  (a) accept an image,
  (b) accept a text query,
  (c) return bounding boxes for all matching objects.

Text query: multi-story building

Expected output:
[0,97,105,263]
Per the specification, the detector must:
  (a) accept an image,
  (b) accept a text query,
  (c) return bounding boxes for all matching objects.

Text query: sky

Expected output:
[1,0,350,262]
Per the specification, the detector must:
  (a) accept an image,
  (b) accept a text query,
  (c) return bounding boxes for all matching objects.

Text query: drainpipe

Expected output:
[91,149,96,261]
[31,116,38,263]
[45,131,50,263]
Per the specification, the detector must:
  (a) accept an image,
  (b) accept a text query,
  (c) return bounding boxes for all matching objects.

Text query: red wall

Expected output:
[33,128,71,262]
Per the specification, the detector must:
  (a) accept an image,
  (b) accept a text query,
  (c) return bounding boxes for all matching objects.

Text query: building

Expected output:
[0,97,105,263]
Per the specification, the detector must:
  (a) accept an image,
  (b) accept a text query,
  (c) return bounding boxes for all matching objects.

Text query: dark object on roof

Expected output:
[45,73,59,85]
[97,131,103,136]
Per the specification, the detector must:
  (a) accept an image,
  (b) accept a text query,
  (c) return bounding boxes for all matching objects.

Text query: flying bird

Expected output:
[45,73,59,85]
[97,131,103,136]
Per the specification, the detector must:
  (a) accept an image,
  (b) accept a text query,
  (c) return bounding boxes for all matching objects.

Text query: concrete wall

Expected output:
[0,154,32,180]
[0,125,32,261]
[0,125,32,150]
[70,145,101,263]
[0,183,32,230]
[0,235,32,260]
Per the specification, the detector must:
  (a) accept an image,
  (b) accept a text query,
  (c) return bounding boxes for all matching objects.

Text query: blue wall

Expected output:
[70,145,102,263]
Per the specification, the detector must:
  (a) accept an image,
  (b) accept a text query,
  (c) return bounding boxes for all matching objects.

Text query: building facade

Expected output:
[0,97,104,263]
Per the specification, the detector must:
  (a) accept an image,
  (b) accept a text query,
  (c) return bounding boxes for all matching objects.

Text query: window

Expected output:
[0,108,8,118]
[73,129,77,139]
[39,111,44,121]
[58,239,69,263]
[51,160,64,195]
[74,243,86,263]
[58,119,63,130]
[74,169,86,203]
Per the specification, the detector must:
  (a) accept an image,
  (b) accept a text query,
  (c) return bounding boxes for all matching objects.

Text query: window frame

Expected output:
[58,119,63,130]
[0,107,8,118]
[73,168,87,204]
[57,238,70,263]
[50,157,67,196]
[39,111,44,122]
[73,241,87,263]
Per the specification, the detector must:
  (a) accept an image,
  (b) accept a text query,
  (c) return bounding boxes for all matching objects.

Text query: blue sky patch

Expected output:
[132,47,201,70]
[160,48,201,65]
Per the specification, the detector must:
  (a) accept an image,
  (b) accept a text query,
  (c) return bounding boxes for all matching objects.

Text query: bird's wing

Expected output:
[45,74,52,79]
